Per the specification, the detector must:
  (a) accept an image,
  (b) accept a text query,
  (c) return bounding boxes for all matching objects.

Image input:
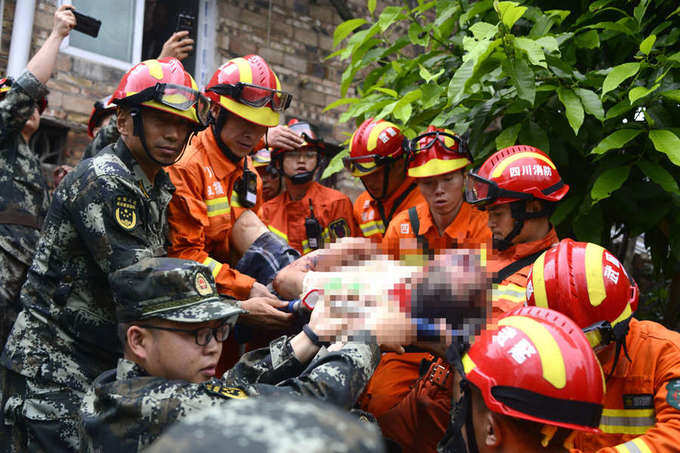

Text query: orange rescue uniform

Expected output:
[353,177,424,242]
[382,201,490,260]
[166,127,263,300]
[261,181,359,255]
[375,227,559,453]
[569,318,680,453]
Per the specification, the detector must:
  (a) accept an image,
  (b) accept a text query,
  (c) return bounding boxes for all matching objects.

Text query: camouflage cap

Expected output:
[146,394,386,453]
[110,257,246,323]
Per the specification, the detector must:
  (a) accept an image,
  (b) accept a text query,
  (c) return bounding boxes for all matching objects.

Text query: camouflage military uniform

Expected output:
[80,338,379,452]
[80,114,119,161]
[0,138,174,452]
[147,394,386,453]
[0,70,51,347]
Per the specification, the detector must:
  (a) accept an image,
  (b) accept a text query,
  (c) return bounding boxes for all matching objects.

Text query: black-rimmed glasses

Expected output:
[137,319,232,346]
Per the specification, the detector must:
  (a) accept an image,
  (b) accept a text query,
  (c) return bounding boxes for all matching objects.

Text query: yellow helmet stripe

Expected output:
[585,243,607,307]
[462,354,477,375]
[145,60,165,80]
[491,152,556,178]
[531,252,549,308]
[612,302,632,326]
[232,57,253,84]
[499,316,567,389]
[367,121,398,152]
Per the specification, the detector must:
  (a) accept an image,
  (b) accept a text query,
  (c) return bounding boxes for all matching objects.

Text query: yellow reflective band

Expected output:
[532,252,549,308]
[602,408,655,417]
[230,191,243,208]
[206,197,230,217]
[359,220,385,237]
[499,316,566,389]
[585,243,607,307]
[408,157,470,178]
[480,244,487,267]
[202,257,223,278]
[232,57,253,85]
[492,283,526,303]
[612,303,632,326]
[268,225,288,242]
[614,437,652,453]
[145,60,164,80]
[491,152,556,178]
[367,121,398,153]
[462,354,476,375]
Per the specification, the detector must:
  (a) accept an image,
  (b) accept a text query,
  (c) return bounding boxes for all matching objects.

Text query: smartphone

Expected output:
[176,11,196,37]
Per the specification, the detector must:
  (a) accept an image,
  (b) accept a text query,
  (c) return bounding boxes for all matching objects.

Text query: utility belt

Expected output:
[0,209,41,230]
[419,356,452,391]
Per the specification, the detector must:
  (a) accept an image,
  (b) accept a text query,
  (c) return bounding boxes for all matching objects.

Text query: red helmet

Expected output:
[205,55,291,127]
[87,94,115,138]
[269,119,320,160]
[111,58,208,126]
[407,126,471,178]
[344,118,405,177]
[251,148,271,168]
[0,77,47,114]
[464,145,568,207]
[526,239,639,334]
[464,305,605,432]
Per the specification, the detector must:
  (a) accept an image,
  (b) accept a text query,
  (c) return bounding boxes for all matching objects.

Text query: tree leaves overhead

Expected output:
[602,63,641,98]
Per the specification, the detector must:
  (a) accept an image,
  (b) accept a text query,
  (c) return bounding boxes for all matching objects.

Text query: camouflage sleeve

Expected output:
[0,70,48,142]
[68,174,156,274]
[221,336,306,387]
[81,114,120,161]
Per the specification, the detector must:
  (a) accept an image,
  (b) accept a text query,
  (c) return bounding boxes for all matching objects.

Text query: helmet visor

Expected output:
[464,170,532,206]
[117,83,210,126]
[410,131,471,160]
[209,82,292,112]
[342,154,393,176]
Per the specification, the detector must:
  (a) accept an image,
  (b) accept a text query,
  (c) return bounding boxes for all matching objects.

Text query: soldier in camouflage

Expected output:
[147,394,386,453]
[0,57,209,452]
[0,6,75,349]
[79,257,380,452]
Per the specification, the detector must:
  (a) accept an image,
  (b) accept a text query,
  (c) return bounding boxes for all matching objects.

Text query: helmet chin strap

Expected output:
[361,160,393,201]
[211,109,241,164]
[493,200,555,251]
[131,107,190,168]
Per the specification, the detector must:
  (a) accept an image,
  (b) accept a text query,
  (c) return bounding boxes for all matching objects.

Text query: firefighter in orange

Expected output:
[344,118,425,242]
[166,55,299,330]
[262,119,358,255]
[382,126,490,258]
[465,145,569,313]
[526,239,680,453]
[251,148,282,202]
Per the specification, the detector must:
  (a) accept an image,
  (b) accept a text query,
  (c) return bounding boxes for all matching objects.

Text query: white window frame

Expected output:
[195,0,217,89]
[57,0,145,71]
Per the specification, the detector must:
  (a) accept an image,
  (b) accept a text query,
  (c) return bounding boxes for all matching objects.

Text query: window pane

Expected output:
[69,0,136,63]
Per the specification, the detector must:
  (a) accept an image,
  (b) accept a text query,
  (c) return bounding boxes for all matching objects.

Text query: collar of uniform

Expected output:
[499,226,559,261]
[200,127,243,181]
[369,176,417,216]
[113,138,175,196]
[117,358,148,380]
[281,181,320,205]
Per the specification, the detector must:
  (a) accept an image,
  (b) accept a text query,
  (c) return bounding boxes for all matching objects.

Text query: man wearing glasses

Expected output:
[0,57,208,453]
[262,119,358,255]
[80,257,379,452]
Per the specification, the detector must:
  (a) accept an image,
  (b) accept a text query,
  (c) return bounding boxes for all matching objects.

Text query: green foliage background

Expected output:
[324,0,680,321]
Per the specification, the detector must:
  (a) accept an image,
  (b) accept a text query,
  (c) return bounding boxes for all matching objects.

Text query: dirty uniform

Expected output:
[80,114,119,161]
[569,318,680,453]
[0,71,51,348]
[166,127,264,300]
[80,337,380,452]
[353,177,424,242]
[262,181,359,255]
[146,394,385,453]
[0,138,173,453]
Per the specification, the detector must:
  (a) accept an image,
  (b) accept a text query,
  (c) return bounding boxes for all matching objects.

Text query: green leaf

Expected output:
[371,87,398,98]
[535,36,559,53]
[470,22,498,41]
[667,52,680,64]
[660,90,680,103]
[602,62,641,98]
[323,97,359,112]
[557,87,584,135]
[503,57,535,105]
[333,18,367,48]
[605,100,632,120]
[649,130,680,166]
[573,205,604,243]
[448,58,475,105]
[574,88,605,121]
[628,84,660,104]
[514,37,547,68]
[368,0,377,15]
[550,196,580,225]
[460,0,493,25]
[495,1,527,30]
[591,129,643,154]
[668,6,680,19]
[392,89,422,124]
[495,123,522,149]
[377,6,404,32]
[574,30,600,49]
[637,160,680,194]
[519,121,550,152]
[408,22,429,47]
[321,150,348,179]
[591,166,631,202]
[639,34,656,55]
[418,64,444,83]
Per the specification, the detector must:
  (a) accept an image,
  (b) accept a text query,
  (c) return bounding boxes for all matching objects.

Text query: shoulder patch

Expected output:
[623,393,654,409]
[114,195,137,230]
[203,382,249,400]
[666,379,680,410]
[328,218,350,240]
